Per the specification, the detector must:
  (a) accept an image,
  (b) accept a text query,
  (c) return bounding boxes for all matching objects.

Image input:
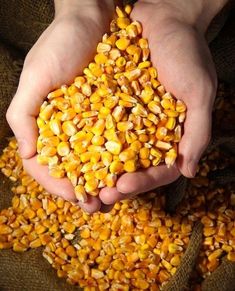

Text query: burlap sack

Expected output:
[0,1,235,290]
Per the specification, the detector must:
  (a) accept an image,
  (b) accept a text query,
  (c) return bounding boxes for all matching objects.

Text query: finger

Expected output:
[177,107,211,178]
[116,164,180,195]
[23,156,76,202]
[6,68,52,159]
[99,187,127,205]
[78,196,101,214]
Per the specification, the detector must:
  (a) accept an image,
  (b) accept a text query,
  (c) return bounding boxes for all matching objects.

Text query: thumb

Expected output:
[177,107,212,178]
[6,68,51,158]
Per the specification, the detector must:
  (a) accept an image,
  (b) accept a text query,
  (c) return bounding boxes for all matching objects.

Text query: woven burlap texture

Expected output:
[0,1,235,290]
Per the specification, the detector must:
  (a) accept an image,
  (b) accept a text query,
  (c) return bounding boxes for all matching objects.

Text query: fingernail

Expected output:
[17,139,28,157]
[187,159,198,177]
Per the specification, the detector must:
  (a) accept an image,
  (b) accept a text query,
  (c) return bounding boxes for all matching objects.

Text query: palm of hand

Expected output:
[99,3,217,209]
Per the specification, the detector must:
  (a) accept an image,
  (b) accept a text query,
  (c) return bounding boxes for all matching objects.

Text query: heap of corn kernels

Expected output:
[0,130,235,290]
[36,5,186,202]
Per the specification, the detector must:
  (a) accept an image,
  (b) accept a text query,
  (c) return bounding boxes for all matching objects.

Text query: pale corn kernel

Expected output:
[97,42,111,53]
[49,119,62,135]
[57,142,70,157]
[155,140,172,151]
[75,185,87,203]
[105,141,122,155]
[74,76,86,88]
[179,112,186,123]
[41,146,57,157]
[165,148,177,167]
[148,101,161,115]
[124,68,141,81]
[62,121,77,136]
[112,105,126,122]
[49,166,65,179]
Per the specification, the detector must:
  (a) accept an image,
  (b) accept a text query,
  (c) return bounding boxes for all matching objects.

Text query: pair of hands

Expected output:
[6,0,219,213]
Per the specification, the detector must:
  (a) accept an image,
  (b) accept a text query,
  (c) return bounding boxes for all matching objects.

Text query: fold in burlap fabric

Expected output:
[0,1,235,290]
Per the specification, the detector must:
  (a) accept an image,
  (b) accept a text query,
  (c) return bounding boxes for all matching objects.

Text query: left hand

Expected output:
[99,0,217,208]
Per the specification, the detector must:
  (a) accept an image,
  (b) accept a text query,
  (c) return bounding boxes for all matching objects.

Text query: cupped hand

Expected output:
[99,0,217,207]
[6,0,114,213]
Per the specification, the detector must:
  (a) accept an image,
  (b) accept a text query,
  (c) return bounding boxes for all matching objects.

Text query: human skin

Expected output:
[6,0,228,213]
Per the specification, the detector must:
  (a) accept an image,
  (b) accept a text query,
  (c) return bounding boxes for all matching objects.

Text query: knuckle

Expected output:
[6,104,18,127]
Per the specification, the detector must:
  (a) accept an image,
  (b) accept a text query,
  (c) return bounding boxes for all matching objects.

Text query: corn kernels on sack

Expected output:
[0,1,235,291]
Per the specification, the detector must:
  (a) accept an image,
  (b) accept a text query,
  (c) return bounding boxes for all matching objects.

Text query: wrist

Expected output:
[137,0,229,34]
[54,0,114,19]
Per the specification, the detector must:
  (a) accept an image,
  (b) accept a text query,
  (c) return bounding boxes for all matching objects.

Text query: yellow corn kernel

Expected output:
[115,38,130,51]
[0,225,12,235]
[164,109,179,118]
[109,160,124,174]
[47,88,64,99]
[39,104,54,121]
[124,4,132,14]
[208,249,223,262]
[94,53,108,64]
[176,100,187,112]
[49,166,65,179]
[88,63,103,78]
[116,56,126,67]
[85,179,99,193]
[40,145,57,157]
[166,117,176,130]
[139,147,150,160]
[126,23,138,38]
[139,38,148,49]
[156,127,167,140]
[105,173,117,187]
[68,84,79,96]
[62,222,76,234]
[124,159,137,173]
[227,252,235,262]
[116,17,130,29]
[101,151,113,167]
[138,61,151,69]
[117,121,133,132]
